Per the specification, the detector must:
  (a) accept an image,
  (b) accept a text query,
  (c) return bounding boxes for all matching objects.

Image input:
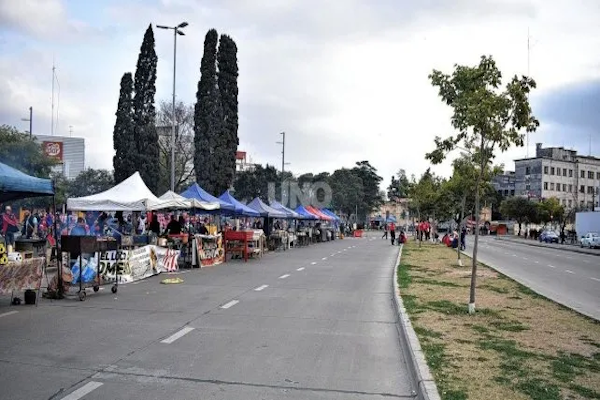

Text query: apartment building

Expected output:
[510,143,600,209]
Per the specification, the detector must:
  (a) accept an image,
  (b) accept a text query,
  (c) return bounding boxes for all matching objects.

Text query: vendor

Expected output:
[197,221,209,235]
[166,215,182,235]
[149,212,161,235]
[2,206,19,246]
[21,208,38,239]
[70,217,87,236]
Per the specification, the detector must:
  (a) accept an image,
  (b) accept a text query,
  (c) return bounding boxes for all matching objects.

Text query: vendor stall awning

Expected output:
[294,205,319,220]
[153,190,220,211]
[270,201,302,219]
[306,206,332,221]
[180,183,234,212]
[0,161,54,202]
[219,191,261,217]
[67,172,160,211]
[322,208,341,221]
[247,197,287,218]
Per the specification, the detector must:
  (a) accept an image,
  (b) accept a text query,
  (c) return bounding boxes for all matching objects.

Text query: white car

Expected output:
[580,232,600,249]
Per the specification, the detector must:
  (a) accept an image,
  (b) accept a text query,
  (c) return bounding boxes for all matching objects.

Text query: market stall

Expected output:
[1,162,55,304]
[247,197,288,251]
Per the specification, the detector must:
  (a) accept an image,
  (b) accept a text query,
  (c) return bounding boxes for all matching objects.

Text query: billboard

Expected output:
[43,141,63,162]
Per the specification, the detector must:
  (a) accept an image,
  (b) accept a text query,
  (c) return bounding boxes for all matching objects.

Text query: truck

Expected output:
[575,211,600,238]
[580,232,600,249]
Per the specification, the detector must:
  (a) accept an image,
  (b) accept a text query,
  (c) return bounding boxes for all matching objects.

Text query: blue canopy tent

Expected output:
[270,201,302,219]
[180,183,235,213]
[321,208,341,221]
[247,198,287,218]
[219,191,261,217]
[295,205,319,220]
[0,162,54,202]
[386,215,397,223]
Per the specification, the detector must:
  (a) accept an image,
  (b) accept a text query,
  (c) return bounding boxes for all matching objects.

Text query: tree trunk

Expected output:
[457,194,466,266]
[469,144,486,314]
[518,221,522,236]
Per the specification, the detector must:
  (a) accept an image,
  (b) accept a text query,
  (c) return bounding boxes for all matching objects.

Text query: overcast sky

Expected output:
[1,0,599,188]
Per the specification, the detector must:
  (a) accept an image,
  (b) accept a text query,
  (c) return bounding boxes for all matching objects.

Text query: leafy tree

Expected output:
[113,72,136,184]
[426,55,539,314]
[217,34,239,195]
[68,169,114,198]
[536,197,564,227]
[408,169,444,223]
[329,168,364,219]
[133,24,159,193]
[233,164,278,202]
[499,196,538,236]
[351,161,383,221]
[0,125,56,177]
[194,29,223,195]
[387,169,410,200]
[155,100,195,194]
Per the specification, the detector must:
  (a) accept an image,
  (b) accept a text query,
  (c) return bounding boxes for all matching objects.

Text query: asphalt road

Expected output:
[0,234,414,400]
[464,236,600,320]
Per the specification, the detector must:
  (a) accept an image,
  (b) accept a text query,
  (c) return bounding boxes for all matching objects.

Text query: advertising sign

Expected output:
[0,257,44,294]
[195,234,224,267]
[43,141,64,161]
[96,245,179,284]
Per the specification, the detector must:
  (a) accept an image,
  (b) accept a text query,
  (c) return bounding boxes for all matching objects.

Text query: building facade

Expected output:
[492,171,516,197]
[34,134,85,180]
[509,143,600,210]
[235,151,257,172]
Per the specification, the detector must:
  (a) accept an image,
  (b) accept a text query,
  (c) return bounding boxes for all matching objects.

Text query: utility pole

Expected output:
[51,62,55,136]
[157,22,188,192]
[276,131,289,203]
[526,27,530,159]
[21,107,33,139]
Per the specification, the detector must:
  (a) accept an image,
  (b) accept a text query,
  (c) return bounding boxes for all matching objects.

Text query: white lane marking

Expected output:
[311,262,317,265]
[296,267,305,271]
[279,274,290,279]
[534,260,540,264]
[522,257,529,260]
[322,257,327,260]
[565,270,575,274]
[330,254,335,257]
[0,311,18,318]
[352,246,356,248]
[548,265,556,268]
[512,254,517,257]
[254,285,269,291]
[591,277,600,282]
[161,327,195,344]
[220,300,240,309]
[60,381,104,400]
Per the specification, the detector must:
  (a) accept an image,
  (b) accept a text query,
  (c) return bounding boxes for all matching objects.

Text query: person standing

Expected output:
[382,223,388,239]
[389,222,396,245]
[2,206,19,247]
[21,208,38,239]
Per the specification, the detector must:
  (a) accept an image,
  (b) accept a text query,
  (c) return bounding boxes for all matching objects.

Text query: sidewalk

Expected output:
[495,235,600,257]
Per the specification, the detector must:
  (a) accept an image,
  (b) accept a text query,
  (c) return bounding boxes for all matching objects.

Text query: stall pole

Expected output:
[52,191,64,298]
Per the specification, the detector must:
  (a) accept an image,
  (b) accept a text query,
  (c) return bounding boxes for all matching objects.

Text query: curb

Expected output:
[392,245,441,400]
[494,236,600,257]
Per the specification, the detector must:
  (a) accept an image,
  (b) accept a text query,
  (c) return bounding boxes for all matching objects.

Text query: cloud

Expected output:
[0,0,599,192]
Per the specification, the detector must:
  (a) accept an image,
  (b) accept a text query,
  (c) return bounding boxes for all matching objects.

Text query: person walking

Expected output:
[382,223,388,239]
[389,222,396,245]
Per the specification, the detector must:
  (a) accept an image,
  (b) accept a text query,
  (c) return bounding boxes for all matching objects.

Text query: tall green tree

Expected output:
[427,55,539,314]
[387,169,410,200]
[0,125,56,178]
[233,164,278,202]
[217,34,239,194]
[499,197,538,236]
[68,169,115,198]
[133,24,159,193]
[351,161,383,221]
[329,168,364,218]
[194,29,223,195]
[113,72,136,184]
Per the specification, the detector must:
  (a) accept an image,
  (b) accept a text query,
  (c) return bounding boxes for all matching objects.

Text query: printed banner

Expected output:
[42,141,63,161]
[0,257,44,294]
[195,234,224,267]
[92,245,180,284]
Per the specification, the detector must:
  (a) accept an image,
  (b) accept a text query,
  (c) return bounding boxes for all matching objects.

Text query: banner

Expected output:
[94,245,179,284]
[195,234,224,267]
[0,257,44,294]
[42,141,63,162]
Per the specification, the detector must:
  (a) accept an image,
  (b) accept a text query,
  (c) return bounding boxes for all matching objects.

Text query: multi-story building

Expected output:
[511,143,600,210]
[34,134,85,180]
[235,151,257,172]
[492,171,516,197]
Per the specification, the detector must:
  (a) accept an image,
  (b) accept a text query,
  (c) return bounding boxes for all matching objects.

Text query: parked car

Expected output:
[580,232,600,249]
[539,230,559,243]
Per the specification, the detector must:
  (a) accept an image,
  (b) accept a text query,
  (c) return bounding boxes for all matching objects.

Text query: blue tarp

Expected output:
[0,162,54,202]
[294,205,319,220]
[386,215,397,223]
[247,198,287,218]
[270,201,302,219]
[322,208,341,221]
[180,183,235,212]
[219,191,261,217]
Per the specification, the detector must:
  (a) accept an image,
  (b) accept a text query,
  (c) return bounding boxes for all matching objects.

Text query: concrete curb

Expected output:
[392,245,441,400]
[494,236,600,257]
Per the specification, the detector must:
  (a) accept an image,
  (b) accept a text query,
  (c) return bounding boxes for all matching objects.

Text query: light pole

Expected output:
[21,106,32,139]
[156,22,188,192]
[276,132,290,203]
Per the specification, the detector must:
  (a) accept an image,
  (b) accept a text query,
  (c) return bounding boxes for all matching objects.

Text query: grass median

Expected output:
[399,241,600,400]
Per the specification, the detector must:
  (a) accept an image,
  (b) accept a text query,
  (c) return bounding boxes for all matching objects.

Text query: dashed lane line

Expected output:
[161,327,195,344]
[60,381,104,400]
[296,267,305,271]
[311,262,317,265]
[279,274,290,279]
[0,311,18,318]
[220,300,240,309]
[565,270,575,274]
[254,285,269,291]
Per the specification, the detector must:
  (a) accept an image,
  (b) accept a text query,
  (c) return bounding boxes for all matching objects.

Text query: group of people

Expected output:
[441,227,468,250]
[381,222,407,245]
[1,206,55,247]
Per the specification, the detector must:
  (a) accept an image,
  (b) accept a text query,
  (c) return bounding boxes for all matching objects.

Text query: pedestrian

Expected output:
[382,223,388,239]
[460,227,467,250]
[389,222,396,245]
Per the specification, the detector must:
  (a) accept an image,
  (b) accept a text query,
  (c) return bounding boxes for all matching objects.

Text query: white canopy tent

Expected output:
[67,172,161,211]
[154,190,220,211]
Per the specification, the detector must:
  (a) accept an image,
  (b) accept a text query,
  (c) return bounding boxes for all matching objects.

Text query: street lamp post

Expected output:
[21,106,32,139]
[276,132,290,203]
[156,22,188,192]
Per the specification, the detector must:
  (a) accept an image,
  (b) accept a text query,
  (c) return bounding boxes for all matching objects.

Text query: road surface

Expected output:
[464,236,600,320]
[0,235,414,400]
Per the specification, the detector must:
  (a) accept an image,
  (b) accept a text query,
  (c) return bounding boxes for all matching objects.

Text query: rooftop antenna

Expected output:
[69,125,73,137]
[526,27,530,158]
[51,57,55,135]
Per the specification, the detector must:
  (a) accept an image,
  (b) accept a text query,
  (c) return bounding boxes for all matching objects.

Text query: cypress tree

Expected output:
[216,34,239,194]
[113,72,136,183]
[194,28,223,194]
[133,24,159,193]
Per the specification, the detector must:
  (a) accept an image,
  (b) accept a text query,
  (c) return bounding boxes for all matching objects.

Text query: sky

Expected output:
[1,0,599,190]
